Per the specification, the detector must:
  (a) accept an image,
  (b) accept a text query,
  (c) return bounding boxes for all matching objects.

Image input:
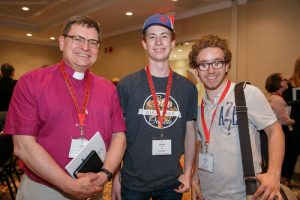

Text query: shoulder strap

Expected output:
[234,82,257,195]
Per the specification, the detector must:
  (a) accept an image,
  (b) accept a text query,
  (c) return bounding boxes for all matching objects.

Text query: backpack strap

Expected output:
[234,82,257,195]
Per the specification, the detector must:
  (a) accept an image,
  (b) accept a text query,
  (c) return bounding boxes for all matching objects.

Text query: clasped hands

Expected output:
[69,172,108,200]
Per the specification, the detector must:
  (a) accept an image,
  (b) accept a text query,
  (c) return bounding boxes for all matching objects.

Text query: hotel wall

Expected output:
[0,0,299,93]
[93,31,146,80]
[0,40,61,79]
[97,0,300,92]
[237,0,300,93]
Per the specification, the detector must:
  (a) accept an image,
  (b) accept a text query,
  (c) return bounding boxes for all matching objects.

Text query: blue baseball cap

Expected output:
[142,14,174,33]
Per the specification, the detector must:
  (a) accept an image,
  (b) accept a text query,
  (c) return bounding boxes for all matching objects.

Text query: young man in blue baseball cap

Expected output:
[111,14,198,200]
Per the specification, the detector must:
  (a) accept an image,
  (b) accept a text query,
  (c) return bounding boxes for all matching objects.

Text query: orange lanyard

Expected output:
[59,61,91,137]
[201,80,231,145]
[146,65,173,129]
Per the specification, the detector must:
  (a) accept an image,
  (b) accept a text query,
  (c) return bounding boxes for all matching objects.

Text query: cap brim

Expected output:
[142,23,174,33]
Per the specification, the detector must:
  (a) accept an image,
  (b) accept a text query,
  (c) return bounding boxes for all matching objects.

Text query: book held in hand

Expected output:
[65,132,106,179]
[73,150,103,178]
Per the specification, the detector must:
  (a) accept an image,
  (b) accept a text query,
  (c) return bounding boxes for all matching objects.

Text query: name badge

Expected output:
[199,153,214,173]
[68,138,88,158]
[152,139,171,155]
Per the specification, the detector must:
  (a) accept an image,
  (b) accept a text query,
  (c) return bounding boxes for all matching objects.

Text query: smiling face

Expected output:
[142,25,175,63]
[59,24,99,72]
[194,47,229,94]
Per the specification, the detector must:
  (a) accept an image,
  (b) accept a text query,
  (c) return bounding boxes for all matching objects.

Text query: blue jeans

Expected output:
[121,182,182,200]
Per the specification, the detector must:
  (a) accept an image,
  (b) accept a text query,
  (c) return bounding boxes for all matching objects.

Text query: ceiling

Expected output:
[0,0,244,47]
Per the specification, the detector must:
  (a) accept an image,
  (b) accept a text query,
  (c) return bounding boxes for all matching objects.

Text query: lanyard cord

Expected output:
[145,65,173,129]
[59,61,91,136]
[201,80,231,144]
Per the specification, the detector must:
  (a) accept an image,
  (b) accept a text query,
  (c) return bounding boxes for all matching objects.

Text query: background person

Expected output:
[0,63,17,132]
[265,73,295,186]
[283,57,300,145]
[283,57,300,185]
[0,63,17,112]
[4,15,126,200]
[111,77,120,86]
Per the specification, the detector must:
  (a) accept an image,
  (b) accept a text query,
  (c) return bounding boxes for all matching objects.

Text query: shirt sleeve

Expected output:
[187,84,198,121]
[116,80,128,118]
[244,85,277,130]
[110,85,126,133]
[195,106,202,141]
[4,74,40,135]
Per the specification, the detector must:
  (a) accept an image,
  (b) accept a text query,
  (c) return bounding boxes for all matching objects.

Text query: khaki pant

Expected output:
[17,174,103,200]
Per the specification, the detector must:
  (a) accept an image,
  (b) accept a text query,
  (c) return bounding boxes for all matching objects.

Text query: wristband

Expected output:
[100,168,112,181]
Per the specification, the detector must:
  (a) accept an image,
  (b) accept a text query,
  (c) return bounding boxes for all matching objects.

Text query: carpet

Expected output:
[2,175,300,200]
[0,178,190,200]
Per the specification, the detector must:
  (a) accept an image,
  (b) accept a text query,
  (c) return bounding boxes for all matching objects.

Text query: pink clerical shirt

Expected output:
[4,61,126,186]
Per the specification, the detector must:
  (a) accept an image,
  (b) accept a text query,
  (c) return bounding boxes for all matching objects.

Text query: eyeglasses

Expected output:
[64,35,100,49]
[197,60,226,71]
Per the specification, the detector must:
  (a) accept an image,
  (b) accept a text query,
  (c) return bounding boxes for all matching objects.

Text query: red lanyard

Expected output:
[59,61,91,136]
[201,80,231,144]
[146,65,173,129]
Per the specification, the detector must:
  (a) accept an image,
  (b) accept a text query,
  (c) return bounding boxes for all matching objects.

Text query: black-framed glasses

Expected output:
[197,60,226,71]
[64,35,100,49]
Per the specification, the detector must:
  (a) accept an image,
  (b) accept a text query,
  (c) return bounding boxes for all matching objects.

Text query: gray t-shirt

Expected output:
[197,82,277,200]
[117,69,198,191]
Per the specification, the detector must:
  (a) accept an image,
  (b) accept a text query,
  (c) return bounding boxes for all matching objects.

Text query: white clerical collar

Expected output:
[72,71,85,80]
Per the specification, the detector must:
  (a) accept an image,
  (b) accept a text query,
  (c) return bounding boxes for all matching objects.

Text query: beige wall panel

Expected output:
[244,0,300,92]
[236,3,248,82]
[0,40,61,79]
[93,31,146,80]
[175,9,232,43]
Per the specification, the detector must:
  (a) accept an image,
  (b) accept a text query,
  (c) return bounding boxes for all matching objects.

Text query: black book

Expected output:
[73,150,103,178]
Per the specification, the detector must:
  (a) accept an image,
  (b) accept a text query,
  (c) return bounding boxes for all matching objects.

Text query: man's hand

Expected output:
[111,172,122,200]
[174,173,190,193]
[64,172,103,199]
[191,174,202,200]
[253,173,282,200]
[253,122,285,200]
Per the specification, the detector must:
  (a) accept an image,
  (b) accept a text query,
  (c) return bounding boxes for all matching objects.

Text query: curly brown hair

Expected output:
[189,34,232,69]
